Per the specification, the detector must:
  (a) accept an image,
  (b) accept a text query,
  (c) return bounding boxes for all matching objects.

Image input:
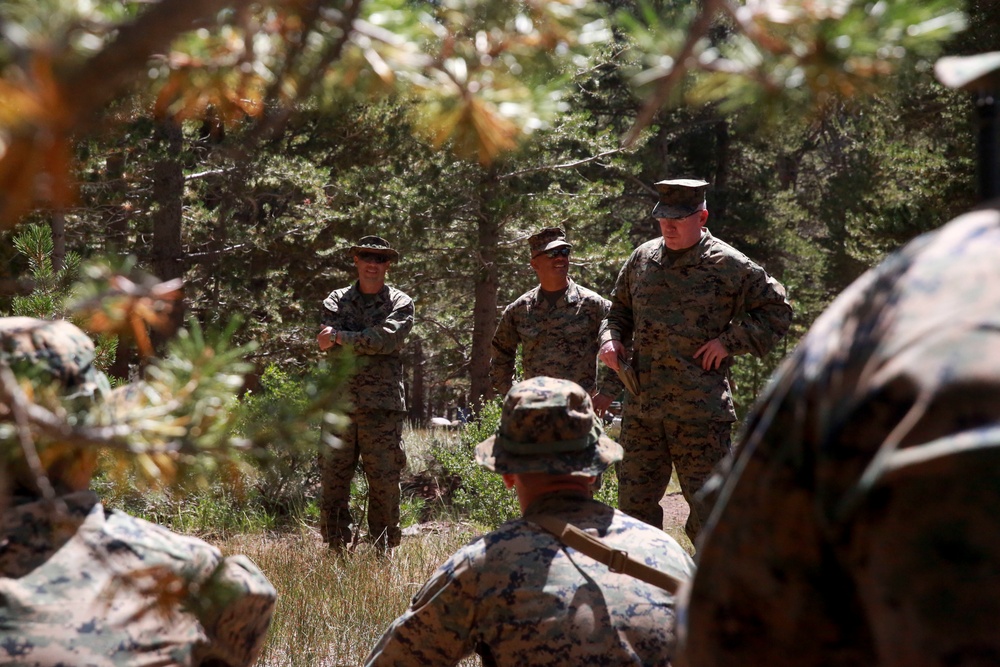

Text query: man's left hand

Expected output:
[694,338,729,370]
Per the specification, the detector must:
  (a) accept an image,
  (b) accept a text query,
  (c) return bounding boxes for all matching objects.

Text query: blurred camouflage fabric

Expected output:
[0,316,104,400]
[0,317,275,667]
[682,205,1000,666]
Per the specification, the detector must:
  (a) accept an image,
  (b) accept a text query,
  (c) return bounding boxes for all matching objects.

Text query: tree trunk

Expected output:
[50,210,65,274]
[105,151,136,382]
[468,178,500,412]
[409,337,426,425]
[150,116,186,347]
[105,151,131,251]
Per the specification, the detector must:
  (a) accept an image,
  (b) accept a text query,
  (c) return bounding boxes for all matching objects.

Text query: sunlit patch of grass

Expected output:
[221,527,483,666]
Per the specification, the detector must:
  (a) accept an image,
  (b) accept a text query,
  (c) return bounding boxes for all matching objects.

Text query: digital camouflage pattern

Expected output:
[681,205,1000,667]
[474,376,623,477]
[319,409,406,550]
[600,229,791,422]
[600,228,791,536]
[0,317,103,399]
[527,227,572,257]
[619,416,731,540]
[321,282,414,412]
[0,491,275,667]
[490,279,623,398]
[364,492,695,667]
[0,317,275,667]
[651,179,708,219]
[320,281,413,550]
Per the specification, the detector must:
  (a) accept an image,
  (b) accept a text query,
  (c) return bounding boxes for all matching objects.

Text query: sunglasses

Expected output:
[357,252,391,264]
[543,247,571,258]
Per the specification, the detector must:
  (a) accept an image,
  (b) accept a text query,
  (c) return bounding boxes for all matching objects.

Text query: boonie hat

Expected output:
[475,377,623,476]
[651,178,709,219]
[0,317,104,400]
[349,235,399,262]
[528,227,572,258]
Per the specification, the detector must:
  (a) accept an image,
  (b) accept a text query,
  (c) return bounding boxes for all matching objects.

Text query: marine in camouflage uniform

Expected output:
[364,377,694,666]
[317,236,414,551]
[680,199,1000,666]
[0,317,275,667]
[490,227,622,413]
[599,179,791,541]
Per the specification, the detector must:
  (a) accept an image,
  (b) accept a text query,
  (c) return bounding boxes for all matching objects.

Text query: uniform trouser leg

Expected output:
[319,418,362,549]
[618,413,672,530]
[619,413,732,541]
[356,410,407,551]
[668,420,732,543]
[319,410,407,550]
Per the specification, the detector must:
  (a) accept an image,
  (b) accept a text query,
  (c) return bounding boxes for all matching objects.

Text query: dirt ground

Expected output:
[659,491,690,531]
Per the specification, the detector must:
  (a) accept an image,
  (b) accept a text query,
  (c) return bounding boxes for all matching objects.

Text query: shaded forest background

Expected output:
[2,0,998,426]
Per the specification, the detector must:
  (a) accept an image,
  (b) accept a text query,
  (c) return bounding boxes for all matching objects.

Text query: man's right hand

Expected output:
[317,326,335,351]
[598,340,624,371]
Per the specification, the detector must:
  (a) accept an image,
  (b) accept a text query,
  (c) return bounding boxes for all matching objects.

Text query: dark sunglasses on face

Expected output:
[544,247,571,258]
[358,252,391,264]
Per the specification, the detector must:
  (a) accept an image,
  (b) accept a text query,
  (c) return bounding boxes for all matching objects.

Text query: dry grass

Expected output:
[221,525,484,666]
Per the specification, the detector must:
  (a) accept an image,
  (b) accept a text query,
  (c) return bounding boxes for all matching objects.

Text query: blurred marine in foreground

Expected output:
[681,200,1000,664]
[0,317,275,667]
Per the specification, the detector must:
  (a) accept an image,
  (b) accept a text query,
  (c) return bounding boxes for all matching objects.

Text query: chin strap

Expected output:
[529,513,685,594]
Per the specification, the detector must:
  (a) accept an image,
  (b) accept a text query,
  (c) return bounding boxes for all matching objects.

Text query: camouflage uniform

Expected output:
[601,224,791,539]
[319,279,413,550]
[490,278,622,397]
[0,492,275,667]
[365,377,694,666]
[681,205,1000,666]
[0,317,275,667]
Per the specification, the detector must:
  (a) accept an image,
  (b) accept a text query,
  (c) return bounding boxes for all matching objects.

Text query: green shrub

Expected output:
[238,364,325,521]
[433,398,520,529]
[93,455,275,539]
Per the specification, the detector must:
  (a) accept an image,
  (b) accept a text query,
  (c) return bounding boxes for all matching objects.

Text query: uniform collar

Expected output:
[346,281,391,301]
[530,278,580,306]
[650,228,714,267]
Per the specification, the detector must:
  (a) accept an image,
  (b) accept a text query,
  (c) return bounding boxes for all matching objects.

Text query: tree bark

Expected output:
[468,175,500,412]
[409,337,426,425]
[105,152,131,251]
[50,210,65,274]
[150,117,186,347]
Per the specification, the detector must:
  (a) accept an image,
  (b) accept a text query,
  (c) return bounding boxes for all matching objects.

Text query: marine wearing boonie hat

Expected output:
[527,227,572,258]
[0,317,105,401]
[475,376,623,476]
[349,235,400,261]
[651,178,709,219]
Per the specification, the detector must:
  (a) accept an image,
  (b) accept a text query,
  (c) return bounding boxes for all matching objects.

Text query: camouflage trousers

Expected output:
[319,409,407,551]
[618,413,732,542]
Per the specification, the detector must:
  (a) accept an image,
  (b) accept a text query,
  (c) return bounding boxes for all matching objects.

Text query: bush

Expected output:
[433,398,520,529]
[238,364,325,521]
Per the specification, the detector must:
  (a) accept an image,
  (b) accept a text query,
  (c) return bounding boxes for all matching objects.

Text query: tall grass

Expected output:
[223,528,483,666]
